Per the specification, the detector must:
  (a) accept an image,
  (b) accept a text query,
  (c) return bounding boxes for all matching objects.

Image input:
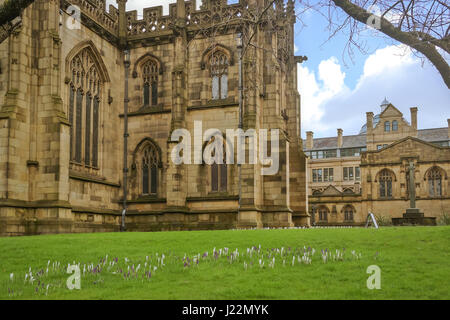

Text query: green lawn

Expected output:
[0,226,449,300]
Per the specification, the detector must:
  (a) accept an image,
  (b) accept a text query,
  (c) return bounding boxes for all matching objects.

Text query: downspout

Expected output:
[121,50,130,232]
[237,33,243,223]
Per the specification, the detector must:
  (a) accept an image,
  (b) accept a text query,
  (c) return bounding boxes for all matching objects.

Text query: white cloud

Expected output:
[298,56,348,133]
[360,45,414,79]
[299,45,450,138]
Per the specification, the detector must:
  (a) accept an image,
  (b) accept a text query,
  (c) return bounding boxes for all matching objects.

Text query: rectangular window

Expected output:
[312,169,324,182]
[355,167,360,181]
[349,167,354,180]
[323,150,337,158]
[317,151,323,159]
[322,168,334,182]
[343,167,348,181]
[341,148,365,157]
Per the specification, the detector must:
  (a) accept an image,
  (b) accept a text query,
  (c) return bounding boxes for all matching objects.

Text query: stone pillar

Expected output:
[166,0,187,210]
[0,1,73,235]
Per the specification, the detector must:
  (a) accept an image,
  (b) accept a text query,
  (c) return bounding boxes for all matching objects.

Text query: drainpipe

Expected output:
[237,33,243,222]
[122,49,130,232]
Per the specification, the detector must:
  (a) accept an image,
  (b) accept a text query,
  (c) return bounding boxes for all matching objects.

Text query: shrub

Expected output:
[375,214,392,226]
[437,213,450,226]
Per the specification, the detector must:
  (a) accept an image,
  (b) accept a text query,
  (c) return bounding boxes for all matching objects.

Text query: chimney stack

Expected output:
[366,112,374,135]
[337,129,343,148]
[410,107,418,130]
[447,119,450,140]
[306,131,314,149]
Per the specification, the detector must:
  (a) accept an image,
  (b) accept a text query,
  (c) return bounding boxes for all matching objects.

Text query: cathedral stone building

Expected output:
[0,0,308,236]
[305,99,450,226]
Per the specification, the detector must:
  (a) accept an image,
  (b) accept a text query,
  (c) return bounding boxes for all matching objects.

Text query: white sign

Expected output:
[365,212,379,229]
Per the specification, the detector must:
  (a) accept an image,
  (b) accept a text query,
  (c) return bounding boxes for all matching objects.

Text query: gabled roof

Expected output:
[367,135,448,154]
[378,103,403,118]
[321,185,342,196]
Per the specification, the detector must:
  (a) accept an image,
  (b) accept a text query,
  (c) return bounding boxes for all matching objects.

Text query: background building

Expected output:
[304,99,450,225]
[0,0,308,236]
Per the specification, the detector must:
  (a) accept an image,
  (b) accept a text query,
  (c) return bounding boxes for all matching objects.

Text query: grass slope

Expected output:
[0,226,449,300]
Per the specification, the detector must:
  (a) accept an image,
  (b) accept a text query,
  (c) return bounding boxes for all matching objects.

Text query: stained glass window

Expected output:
[142,143,159,195]
[210,51,229,100]
[142,60,158,106]
[68,47,102,168]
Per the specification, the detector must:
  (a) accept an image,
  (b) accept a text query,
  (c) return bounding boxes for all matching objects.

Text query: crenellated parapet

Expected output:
[126,0,245,37]
[60,0,297,48]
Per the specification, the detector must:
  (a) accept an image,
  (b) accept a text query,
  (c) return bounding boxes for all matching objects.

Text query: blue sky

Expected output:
[105,0,449,138]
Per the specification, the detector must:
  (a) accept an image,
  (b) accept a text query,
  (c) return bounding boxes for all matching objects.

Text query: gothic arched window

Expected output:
[318,206,328,221]
[142,143,159,195]
[427,167,442,197]
[142,60,158,106]
[384,121,390,132]
[69,48,102,168]
[343,205,354,221]
[379,169,393,198]
[210,51,229,100]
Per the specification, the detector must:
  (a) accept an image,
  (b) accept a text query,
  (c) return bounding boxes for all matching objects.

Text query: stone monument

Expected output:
[392,161,436,226]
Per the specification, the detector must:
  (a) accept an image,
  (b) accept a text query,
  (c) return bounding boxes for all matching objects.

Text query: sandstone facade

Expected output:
[304,100,449,225]
[0,0,309,236]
